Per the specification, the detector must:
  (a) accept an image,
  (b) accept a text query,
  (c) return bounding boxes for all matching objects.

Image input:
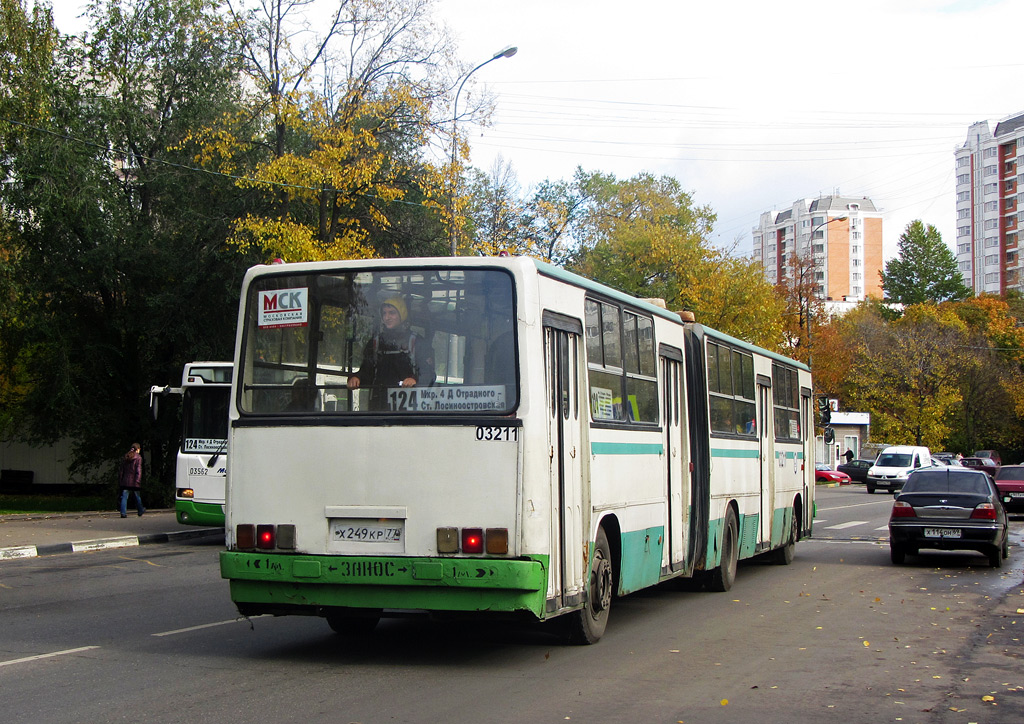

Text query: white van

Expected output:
[866,445,932,494]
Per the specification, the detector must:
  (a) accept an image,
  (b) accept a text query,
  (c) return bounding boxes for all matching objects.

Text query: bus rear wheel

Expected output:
[568,528,613,645]
[707,510,738,592]
[326,608,381,637]
[770,509,798,565]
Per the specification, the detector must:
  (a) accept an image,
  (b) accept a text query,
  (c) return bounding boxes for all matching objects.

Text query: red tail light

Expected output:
[461,528,484,554]
[890,501,916,518]
[970,503,997,520]
[256,524,275,549]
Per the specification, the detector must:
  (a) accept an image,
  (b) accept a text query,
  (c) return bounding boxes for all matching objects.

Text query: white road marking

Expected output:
[817,500,894,512]
[153,616,268,637]
[0,646,100,668]
[825,521,869,530]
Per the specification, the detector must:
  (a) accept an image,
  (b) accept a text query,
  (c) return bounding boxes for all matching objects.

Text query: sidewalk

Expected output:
[0,509,223,560]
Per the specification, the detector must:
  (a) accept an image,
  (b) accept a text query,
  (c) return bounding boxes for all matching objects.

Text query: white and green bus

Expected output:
[151,362,232,526]
[220,257,814,643]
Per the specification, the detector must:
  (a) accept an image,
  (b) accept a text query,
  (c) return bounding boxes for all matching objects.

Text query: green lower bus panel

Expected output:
[175,501,225,527]
[220,552,549,617]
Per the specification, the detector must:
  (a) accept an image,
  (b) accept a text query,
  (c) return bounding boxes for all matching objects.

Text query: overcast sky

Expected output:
[49,0,1024,260]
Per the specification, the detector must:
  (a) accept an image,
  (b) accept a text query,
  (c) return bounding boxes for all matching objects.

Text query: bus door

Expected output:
[661,350,686,573]
[544,314,585,609]
[757,375,775,548]
[801,386,813,536]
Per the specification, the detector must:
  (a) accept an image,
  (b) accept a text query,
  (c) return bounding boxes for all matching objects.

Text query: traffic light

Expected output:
[824,427,835,444]
[817,395,831,426]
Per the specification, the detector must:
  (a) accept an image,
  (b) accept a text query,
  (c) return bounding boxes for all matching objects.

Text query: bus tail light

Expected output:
[257,524,275,549]
[177,488,194,499]
[461,528,484,554]
[237,524,256,549]
[438,527,509,554]
[437,527,458,553]
[276,524,296,549]
[486,528,508,554]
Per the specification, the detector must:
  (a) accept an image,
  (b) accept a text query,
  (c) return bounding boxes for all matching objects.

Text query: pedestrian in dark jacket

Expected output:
[118,443,145,517]
[346,297,434,410]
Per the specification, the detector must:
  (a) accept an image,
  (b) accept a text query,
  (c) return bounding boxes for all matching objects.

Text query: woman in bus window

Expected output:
[347,297,434,409]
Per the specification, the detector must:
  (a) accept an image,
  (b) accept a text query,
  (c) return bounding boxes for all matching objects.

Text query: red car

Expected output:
[816,464,852,485]
[961,457,999,477]
[994,464,1024,513]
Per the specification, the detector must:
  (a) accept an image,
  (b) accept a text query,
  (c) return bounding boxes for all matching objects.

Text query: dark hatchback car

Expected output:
[837,458,873,483]
[994,464,1024,513]
[889,468,1009,567]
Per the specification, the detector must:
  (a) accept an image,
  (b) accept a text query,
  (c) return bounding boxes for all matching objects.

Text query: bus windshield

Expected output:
[239,267,517,415]
[182,386,230,453]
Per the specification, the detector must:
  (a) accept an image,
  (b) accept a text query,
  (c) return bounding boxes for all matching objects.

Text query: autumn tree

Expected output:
[199,0,457,262]
[569,170,785,348]
[881,220,972,305]
[844,305,968,447]
[943,295,1024,455]
[465,157,529,256]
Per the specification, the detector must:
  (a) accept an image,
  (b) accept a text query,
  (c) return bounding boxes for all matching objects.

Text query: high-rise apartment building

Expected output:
[751,195,883,302]
[954,112,1023,295]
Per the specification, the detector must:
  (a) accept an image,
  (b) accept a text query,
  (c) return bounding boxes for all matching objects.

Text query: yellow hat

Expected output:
[381,296,407,323]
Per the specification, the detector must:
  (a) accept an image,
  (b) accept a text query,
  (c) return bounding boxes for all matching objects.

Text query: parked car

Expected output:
[973,450,1002,466]
[888,467,1009,567]
[932,452,958,465]
[960,456,999,477]
[837,458,873,483]
[994,464,1024,513]
[815,463,852,485]
[866,445,932,494]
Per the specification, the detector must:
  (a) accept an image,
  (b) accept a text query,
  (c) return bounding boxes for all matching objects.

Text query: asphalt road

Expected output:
[2,487,1023,723]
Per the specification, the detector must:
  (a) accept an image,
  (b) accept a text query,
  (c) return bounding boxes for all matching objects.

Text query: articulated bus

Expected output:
[150,362,232,526]
[220,257,814,643]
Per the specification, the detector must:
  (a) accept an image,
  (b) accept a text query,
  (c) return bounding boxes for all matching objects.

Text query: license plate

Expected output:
[331,519,403,543]
[924,528,961,539]
[1010,492,1024,499]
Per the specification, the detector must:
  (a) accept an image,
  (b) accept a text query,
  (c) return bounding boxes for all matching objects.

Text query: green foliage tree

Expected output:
[881,220,972,305]
[0,0,258,491]
[568,170,785,348]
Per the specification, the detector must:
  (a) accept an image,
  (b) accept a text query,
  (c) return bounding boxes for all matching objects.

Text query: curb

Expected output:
[0,527,224,561]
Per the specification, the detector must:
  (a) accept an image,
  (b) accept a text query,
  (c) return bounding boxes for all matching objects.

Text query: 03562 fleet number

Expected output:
[476,426,518,442]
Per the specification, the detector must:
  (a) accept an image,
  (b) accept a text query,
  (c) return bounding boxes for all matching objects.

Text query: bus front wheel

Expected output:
[568,528,614,645]
[707,510,738,592]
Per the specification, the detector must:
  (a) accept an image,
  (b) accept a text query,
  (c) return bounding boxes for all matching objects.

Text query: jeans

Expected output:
[119,488,145,517]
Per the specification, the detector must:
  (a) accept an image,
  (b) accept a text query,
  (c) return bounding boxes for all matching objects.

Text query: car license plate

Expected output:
[1010,492,1024,499]
[331,519,403,543]
[924,528,961,539]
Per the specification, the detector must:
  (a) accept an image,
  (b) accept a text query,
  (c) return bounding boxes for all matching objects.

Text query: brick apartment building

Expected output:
[752,195,884,302]
[955,111,1024,295]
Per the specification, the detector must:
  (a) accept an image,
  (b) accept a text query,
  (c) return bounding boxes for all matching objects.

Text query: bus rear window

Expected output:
[239,268,517,415]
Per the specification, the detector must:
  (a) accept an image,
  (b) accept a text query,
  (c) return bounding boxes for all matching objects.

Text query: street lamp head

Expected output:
[494,46,518,59]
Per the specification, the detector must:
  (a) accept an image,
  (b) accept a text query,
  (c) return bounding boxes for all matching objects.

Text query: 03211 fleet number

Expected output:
[476,426,518,442]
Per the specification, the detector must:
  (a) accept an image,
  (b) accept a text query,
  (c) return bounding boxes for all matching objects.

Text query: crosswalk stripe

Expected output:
[825,520,868,530]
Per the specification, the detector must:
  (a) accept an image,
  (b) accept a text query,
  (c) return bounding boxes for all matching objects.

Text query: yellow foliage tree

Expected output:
[182,0,454,262]
[845,305,968,447]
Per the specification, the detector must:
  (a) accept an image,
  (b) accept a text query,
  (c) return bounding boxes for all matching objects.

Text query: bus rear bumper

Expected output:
[220,551,549,617]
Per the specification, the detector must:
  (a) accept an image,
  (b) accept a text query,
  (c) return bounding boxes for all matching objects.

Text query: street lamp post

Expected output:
[449,46,517,256]
[803,215,847,369]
